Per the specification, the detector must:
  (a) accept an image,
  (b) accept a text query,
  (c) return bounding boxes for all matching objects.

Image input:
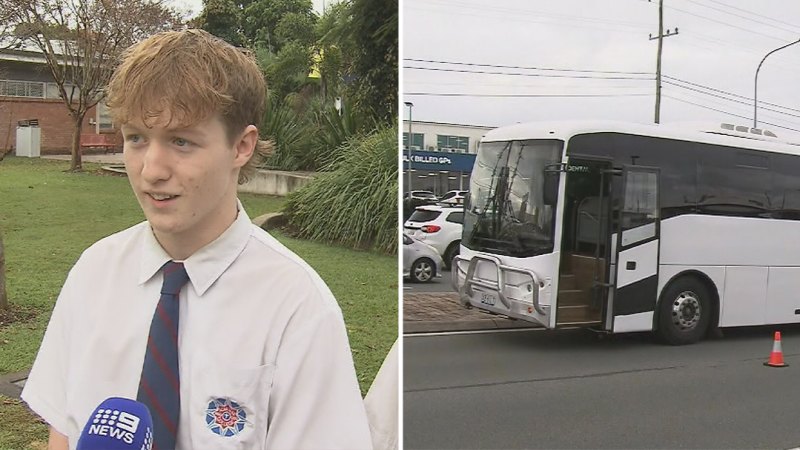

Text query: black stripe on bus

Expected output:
[613,275,658,316]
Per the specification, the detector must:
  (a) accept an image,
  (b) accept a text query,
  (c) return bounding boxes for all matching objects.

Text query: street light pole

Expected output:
[754,38,800,128]
[404,101,413,194]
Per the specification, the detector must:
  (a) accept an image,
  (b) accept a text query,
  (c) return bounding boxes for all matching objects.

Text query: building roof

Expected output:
[401,119,495,131]
[1,37,68,64]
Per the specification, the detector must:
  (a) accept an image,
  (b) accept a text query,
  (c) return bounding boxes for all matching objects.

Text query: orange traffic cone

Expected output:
[764,331,789,368]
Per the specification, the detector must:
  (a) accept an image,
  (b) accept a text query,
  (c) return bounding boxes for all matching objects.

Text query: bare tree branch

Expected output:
[0,0,183,170]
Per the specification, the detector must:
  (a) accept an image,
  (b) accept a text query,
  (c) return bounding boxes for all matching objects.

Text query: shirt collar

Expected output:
[138,200,253,296]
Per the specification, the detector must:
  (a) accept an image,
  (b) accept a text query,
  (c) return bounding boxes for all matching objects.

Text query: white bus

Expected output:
[452,121,800,344]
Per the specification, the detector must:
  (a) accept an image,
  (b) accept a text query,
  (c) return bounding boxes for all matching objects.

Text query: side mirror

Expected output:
[543,171,559,206]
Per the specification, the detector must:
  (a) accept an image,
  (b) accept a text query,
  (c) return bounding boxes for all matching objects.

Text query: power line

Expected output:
[663,74,800,114]
[404,66,654,81]
[405,79,652,90]
[404,58,653,76]
[672,32,800,74]
[702,0,800,34]
[664,4,791,42]
[416,0,653,31]
[684,0,800,36]
[669,85,797,126]
[663,94,800,133]
[625,8,800,69]
[662,79,800,119]
[406,57,799,113]
[404,92,652,98]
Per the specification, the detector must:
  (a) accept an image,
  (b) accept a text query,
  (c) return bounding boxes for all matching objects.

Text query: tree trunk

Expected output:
[70,112,85,171]
[0,231,8,311]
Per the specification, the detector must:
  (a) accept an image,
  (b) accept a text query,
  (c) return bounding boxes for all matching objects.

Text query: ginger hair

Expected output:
[106,29,273,183]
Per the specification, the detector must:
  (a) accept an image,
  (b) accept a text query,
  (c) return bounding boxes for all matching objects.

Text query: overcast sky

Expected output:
[402,0,800,140]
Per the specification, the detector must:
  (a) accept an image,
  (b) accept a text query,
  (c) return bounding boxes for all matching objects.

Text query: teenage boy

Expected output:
[22,29,372,450]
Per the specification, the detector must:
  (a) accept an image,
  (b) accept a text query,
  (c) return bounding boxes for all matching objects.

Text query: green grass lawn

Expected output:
[0,156,397,449]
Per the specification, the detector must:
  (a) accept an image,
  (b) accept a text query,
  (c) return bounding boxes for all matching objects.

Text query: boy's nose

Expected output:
[140,141,172,183]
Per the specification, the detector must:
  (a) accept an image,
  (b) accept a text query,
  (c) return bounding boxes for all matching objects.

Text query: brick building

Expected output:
[0,42,117,155]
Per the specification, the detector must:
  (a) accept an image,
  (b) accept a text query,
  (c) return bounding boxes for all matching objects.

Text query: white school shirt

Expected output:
[363,339,398,450]
[22,204,373,450]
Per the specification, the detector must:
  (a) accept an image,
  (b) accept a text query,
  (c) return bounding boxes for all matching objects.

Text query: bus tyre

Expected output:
[443,241,460,270]
[657,277,711,345]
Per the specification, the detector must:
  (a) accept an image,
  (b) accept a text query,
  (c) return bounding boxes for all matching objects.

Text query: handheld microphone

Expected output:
[76,397,154,450]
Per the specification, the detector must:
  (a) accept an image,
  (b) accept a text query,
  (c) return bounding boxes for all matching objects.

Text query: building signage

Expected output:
[402,154,452,165]
[402,150,476,172]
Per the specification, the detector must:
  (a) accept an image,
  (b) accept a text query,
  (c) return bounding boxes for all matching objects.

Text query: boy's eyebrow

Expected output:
[120,124,141,133]
[169,126,206,137]
[119,123,207,138]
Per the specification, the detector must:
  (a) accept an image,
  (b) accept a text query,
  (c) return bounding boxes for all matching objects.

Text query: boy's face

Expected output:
[121,113,256,257]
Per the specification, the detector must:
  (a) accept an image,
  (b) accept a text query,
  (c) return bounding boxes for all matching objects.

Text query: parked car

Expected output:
[405,190,438,203]
[403,190,439,221]
[439,190,468,206]
[403,204,464,270]
[403,233,443,283]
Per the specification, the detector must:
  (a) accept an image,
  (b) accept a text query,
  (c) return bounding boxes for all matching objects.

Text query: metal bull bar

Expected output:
[451,254,545,316]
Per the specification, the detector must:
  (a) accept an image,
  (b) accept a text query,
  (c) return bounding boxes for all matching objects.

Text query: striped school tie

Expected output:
[137,261,189,450]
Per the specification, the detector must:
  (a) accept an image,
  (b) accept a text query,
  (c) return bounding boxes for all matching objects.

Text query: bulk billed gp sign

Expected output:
[402,150,476,172]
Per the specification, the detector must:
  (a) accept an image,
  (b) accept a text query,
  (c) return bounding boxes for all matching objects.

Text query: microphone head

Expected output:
[76,397,153,450]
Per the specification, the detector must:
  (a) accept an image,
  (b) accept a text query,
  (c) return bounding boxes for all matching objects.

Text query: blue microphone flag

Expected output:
[76,397,153,450]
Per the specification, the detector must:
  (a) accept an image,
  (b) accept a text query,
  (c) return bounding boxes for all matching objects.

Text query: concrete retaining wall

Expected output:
[238,169,315,196]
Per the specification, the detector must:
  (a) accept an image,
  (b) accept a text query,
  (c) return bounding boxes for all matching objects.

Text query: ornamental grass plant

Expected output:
[284,125,398,254]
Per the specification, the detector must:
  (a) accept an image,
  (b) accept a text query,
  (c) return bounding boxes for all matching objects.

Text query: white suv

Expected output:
[403,204,464,269]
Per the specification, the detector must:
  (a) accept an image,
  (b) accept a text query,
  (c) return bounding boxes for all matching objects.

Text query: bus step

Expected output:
[557,304,602,324]
[559,274,577,290]
[558,289,591,306]
[557,320,603,327]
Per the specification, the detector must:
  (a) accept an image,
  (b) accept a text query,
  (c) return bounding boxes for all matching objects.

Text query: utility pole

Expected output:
[404,102,414,194]
[649,0,678,124]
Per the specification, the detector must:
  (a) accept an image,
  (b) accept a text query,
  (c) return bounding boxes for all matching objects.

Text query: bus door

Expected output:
[608,165,661,332]
[556,157,613,326]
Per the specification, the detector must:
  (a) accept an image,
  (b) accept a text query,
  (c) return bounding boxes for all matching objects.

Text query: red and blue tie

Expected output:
[137,261,189,450]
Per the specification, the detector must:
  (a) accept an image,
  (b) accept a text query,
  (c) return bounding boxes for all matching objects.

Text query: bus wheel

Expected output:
[443,241,460,270]
[656,277,711,345]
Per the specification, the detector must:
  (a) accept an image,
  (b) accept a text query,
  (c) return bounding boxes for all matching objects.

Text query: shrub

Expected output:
[311,97,375,170]
[283,125,398,254]
[260,95,313,171]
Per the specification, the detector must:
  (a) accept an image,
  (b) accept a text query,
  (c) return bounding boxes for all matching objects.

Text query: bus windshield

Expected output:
[463,139,563,258]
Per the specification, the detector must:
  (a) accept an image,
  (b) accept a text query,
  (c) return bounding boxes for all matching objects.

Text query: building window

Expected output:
[97,102,114,131]
[403,132,424,150]
[43,83,82,101]
[437,134,469,151]
[0,79,45,98]
[45,83,60,99]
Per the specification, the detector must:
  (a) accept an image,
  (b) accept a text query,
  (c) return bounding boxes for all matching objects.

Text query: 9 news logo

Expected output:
[87,408,140,444]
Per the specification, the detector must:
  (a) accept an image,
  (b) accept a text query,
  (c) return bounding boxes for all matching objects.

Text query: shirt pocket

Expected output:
[185,364,276,450]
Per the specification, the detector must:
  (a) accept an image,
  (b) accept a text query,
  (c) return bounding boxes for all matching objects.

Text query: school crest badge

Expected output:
[205,398,247,437]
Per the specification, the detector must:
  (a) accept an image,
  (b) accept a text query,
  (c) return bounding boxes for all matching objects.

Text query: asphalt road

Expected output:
[405,268,456,293]
[404,325,800,449]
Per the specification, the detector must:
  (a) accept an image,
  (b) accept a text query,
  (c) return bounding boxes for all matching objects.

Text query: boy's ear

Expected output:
[234,125,258,168]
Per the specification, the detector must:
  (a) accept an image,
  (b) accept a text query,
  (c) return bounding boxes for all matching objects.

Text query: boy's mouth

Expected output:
[147,192,179,201]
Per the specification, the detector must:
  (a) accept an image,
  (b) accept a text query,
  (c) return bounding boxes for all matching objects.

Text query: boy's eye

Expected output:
[125,134,141,143]
[174,138,189,147]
